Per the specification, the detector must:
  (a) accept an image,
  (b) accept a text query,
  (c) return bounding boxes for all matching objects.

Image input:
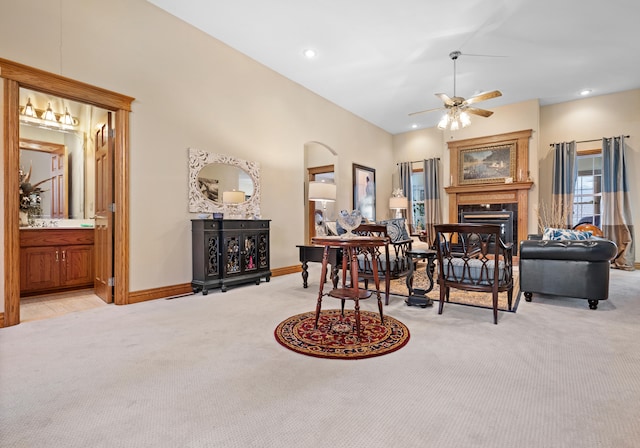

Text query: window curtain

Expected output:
[601,136,635,270]
[551,141,577,228]
[422,158,442,247]
[399,162,413,231]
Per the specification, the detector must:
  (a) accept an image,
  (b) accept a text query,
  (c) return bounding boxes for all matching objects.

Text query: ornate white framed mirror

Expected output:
[188,148,261,217]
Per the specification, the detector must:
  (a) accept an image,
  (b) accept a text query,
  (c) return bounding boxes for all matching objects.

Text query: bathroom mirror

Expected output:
[188,148,261,217]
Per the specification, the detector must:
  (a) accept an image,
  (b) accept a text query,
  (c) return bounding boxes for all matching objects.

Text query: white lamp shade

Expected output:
[222,190,245,204]
[308,181,336,202]
[389,196,408,209]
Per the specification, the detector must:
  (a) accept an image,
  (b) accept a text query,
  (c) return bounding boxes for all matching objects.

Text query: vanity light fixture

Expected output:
[20,100,80,129]
[23,98,37,117]
[41,103,56,121]
[61,107,74,125]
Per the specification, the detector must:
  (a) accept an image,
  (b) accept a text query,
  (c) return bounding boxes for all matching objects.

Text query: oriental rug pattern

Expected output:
[274,309,410,360]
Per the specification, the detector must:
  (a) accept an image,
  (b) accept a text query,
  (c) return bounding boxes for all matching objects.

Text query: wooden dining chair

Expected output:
[434,223,514,324]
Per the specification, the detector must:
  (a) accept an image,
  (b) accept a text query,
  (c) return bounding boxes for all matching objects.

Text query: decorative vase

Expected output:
[337,209,362,238]
[19,210,29,227]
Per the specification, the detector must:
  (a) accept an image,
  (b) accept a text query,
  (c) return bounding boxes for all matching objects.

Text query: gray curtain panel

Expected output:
[551,141,577,228]
[422,158,442,247]
[399,162,413,232]
[602,136,635,270]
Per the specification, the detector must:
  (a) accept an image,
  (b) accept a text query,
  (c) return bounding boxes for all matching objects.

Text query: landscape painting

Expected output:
[459,144,516,185]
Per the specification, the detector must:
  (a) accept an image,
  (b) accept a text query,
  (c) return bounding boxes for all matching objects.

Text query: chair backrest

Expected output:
[353,223,391,277]
[434,223,513,290]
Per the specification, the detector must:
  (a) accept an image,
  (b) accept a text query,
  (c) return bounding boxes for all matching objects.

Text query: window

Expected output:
[410,169,424,234]
[573,152,602,227]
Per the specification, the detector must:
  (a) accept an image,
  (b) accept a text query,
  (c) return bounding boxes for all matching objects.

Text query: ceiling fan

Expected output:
[409,51,502,130]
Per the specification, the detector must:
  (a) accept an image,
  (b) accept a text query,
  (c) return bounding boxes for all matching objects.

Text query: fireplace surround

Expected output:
[445,130,533,248]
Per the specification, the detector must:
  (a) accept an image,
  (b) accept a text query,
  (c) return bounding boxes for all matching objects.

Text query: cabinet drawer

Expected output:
[20,228,94,247]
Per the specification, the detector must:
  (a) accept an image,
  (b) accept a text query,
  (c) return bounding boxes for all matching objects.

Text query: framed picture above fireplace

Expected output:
[459,143,516,185]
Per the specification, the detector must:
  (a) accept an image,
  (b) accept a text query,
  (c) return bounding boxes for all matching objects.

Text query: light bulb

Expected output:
[437,114,449,130]
[61,107,74,125]
[23,98,36,117]
[450,118,460,131]
[460,111,471,127]
[42,103,56,121]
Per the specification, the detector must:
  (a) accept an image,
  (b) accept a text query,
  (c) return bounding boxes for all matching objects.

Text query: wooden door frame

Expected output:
[307,164,335,244]
[2,58,134,327]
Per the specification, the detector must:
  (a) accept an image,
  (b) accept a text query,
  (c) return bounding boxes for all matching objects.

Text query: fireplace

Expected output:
[459,206,516,254]
[444,130,534,252]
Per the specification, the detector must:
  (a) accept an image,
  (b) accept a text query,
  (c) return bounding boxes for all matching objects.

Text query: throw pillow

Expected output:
[378,218,411,243]
[542,227,593,241]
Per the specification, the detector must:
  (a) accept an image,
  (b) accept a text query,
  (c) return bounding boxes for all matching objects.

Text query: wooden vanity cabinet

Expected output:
[20,228,94,296]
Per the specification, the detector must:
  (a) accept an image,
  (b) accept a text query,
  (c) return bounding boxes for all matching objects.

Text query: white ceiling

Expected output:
[148,0,640,135]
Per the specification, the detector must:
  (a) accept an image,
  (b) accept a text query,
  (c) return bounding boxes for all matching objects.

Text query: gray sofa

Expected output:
[519,235,618,309]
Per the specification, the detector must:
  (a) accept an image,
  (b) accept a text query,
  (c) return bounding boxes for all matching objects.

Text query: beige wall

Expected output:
[0,0,392,297]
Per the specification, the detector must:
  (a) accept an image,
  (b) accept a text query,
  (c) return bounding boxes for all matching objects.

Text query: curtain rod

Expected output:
[549,135,630,146]
[396,158,440,165]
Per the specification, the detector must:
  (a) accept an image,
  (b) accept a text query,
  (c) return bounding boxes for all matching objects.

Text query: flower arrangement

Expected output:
[19,163,52,223]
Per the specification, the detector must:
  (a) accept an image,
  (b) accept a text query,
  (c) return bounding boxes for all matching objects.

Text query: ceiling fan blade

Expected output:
[435,93,455,106]
[464,90,502,105]
[408,106,445,117]
[465,107,494,117]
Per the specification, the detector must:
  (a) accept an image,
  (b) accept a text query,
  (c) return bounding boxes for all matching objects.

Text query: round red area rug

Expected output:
[274,309,410,360]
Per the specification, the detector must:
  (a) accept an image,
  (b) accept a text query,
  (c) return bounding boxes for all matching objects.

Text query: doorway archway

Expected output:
[2,58,134,327]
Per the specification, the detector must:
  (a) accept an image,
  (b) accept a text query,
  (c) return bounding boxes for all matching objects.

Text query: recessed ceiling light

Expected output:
[579,89,592,96]
[303,49,316,59]
[411,124,418,129]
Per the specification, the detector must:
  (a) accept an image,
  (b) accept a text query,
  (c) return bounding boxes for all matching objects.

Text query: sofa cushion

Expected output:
[378,218,411,243]
[543,227,592,241]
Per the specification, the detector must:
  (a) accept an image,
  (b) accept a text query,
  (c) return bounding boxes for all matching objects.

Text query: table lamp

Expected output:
[389,195,408,219]
[222,190,245,219]
[308,181,337,234]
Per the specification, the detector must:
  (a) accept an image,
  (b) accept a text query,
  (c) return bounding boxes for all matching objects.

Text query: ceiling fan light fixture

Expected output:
[437,113,449,130]
[460,111,471,127]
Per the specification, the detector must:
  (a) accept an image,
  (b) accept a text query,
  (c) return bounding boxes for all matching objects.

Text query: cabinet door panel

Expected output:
[20,247,60,293]
[62,245,94,287]
[224,235,242,275]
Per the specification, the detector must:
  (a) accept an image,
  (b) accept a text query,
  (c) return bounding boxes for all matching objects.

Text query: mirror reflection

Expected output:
[19,87,109,223]
[197,163,254,204]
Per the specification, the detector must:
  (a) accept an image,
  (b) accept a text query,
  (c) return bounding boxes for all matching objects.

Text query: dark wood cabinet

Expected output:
[191,219,271,294]
[20,228,95,296]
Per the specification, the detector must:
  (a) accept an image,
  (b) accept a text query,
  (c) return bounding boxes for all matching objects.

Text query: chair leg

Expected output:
[438,284,446,315]
[492,292,498,325]
[384,275,390,306]
[507,288,513,311]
